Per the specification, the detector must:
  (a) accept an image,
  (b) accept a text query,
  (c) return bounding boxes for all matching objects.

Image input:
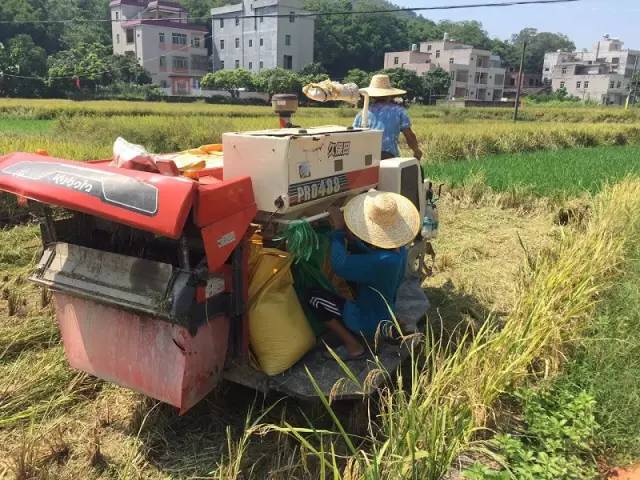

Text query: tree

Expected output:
[407,17,441,46]
[4,34,47,97]
[381,68,424,101]
[176,0,228,24]
[508,28,575,73]
[48,42,112,89]
[424,66,451,98]
[254,68,302,97]
[437,20,492,50]
[0,42,19,96]
[343,68,371,88]
[110,55,152,85]
[304,0,409,76]
[201,69,255,98]
[299,62,329,85]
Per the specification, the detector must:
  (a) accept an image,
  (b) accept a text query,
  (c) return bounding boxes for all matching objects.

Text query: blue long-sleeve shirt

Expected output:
[330,230,407,337]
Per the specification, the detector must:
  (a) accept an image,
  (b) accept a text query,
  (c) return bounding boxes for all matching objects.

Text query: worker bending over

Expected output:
[307,191,421,360]
[353,74,423,160]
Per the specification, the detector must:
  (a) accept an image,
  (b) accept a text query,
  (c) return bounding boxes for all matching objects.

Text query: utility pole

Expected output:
[626,55,639,110]
[513,41,527,122]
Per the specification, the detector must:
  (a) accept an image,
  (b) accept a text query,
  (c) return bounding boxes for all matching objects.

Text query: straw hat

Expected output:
[359,74,407,98]
[344,191,420,249]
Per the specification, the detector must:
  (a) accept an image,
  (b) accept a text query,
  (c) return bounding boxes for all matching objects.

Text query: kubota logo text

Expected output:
[51,173,93,193]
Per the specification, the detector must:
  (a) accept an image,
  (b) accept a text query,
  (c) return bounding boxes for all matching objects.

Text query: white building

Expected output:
[110,0,210,96]
[384,36,506,101]
[543,35,639,105]
[210,0,314,72]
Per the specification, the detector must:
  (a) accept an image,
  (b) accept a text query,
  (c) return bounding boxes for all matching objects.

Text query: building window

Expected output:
[617,81,622,88]
[115,11,119,20]
[260,38,263,46]
[284,55,293,70]
[235,37,240,48]
[612,57,620,64]
[393,56,399,65]
[235,59,240,68]
[435,50,440,59]
[173,56,188,70]
[576,81,581,88]
[610,80,615,88]
[259,61,264,69]
[159,32,165,43]
[449,57,454,64]
[561,67,567,74]
[192,37,201,48]
[160,80,168,88]
[159,56,166,68]
[249,61,253,69]
[220,18,224,28]
[260,16,264,23]
[427,44,432,51]
[220,60,224,69]
[289,11,295,22]
[560,81,565,88]
[235,17,239,26]
[172,33,187,45]
[116,34,120,44]
[249,39,253,47]
[193,78,200,89]
[220,39,224,50]
[544,67,550,72]
[285,34,291,46]
[584,81,589,89]
[126,29,134,44]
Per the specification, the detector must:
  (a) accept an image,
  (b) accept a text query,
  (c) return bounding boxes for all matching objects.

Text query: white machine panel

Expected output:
[378,158,425,219]
[222,126,382,215]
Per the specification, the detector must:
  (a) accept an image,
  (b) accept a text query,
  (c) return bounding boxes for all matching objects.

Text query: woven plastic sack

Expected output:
[248,248,316,376]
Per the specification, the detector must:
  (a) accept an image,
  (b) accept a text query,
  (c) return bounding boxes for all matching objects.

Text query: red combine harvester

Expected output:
[0,103,432,413]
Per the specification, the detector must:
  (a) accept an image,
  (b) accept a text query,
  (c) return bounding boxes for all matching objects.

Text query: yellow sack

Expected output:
[248,248,316,376]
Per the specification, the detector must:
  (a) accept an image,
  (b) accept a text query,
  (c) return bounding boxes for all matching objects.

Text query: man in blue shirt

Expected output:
[307,191,421,360]
[353,74,423,160]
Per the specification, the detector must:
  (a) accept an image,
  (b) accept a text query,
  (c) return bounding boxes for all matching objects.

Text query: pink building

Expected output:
[110,0,210,96]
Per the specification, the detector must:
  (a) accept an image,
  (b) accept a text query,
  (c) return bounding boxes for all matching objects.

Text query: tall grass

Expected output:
[262,179,640,479]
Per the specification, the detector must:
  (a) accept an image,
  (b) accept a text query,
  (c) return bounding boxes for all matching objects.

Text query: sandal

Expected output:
[323,345,366,362]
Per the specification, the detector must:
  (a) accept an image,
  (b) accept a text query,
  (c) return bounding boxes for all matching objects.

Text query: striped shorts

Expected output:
[307,288,346,322]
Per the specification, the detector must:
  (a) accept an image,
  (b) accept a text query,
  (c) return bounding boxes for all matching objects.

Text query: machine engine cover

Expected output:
[222,126,381,216]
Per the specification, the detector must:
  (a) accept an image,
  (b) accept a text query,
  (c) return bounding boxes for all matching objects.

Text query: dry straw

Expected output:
[260,179,640,479]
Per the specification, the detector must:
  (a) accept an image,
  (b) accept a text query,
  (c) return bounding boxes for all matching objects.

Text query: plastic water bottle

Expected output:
[422,203,439,239]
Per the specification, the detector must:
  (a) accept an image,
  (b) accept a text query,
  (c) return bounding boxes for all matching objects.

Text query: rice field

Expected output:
[426,144,640,198]
[2,100,640,479]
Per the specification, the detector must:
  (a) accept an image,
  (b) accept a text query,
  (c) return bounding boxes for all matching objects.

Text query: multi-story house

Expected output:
[384,35,507,101]
[110,0,210,96]
[210,0,314,73]
[503,70,547,98]
[543,35,639,105]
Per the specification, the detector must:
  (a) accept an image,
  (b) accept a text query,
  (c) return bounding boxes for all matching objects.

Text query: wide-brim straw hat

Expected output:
[359,74,406,98]
[344,191,420,249]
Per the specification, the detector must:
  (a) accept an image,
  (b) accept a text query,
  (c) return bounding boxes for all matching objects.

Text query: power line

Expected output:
[0,0,580,25]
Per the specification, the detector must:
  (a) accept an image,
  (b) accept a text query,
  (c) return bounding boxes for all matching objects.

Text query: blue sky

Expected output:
[391,0,639,49]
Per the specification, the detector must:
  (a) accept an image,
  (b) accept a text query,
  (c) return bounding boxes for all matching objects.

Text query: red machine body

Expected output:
[0,152,256,413]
